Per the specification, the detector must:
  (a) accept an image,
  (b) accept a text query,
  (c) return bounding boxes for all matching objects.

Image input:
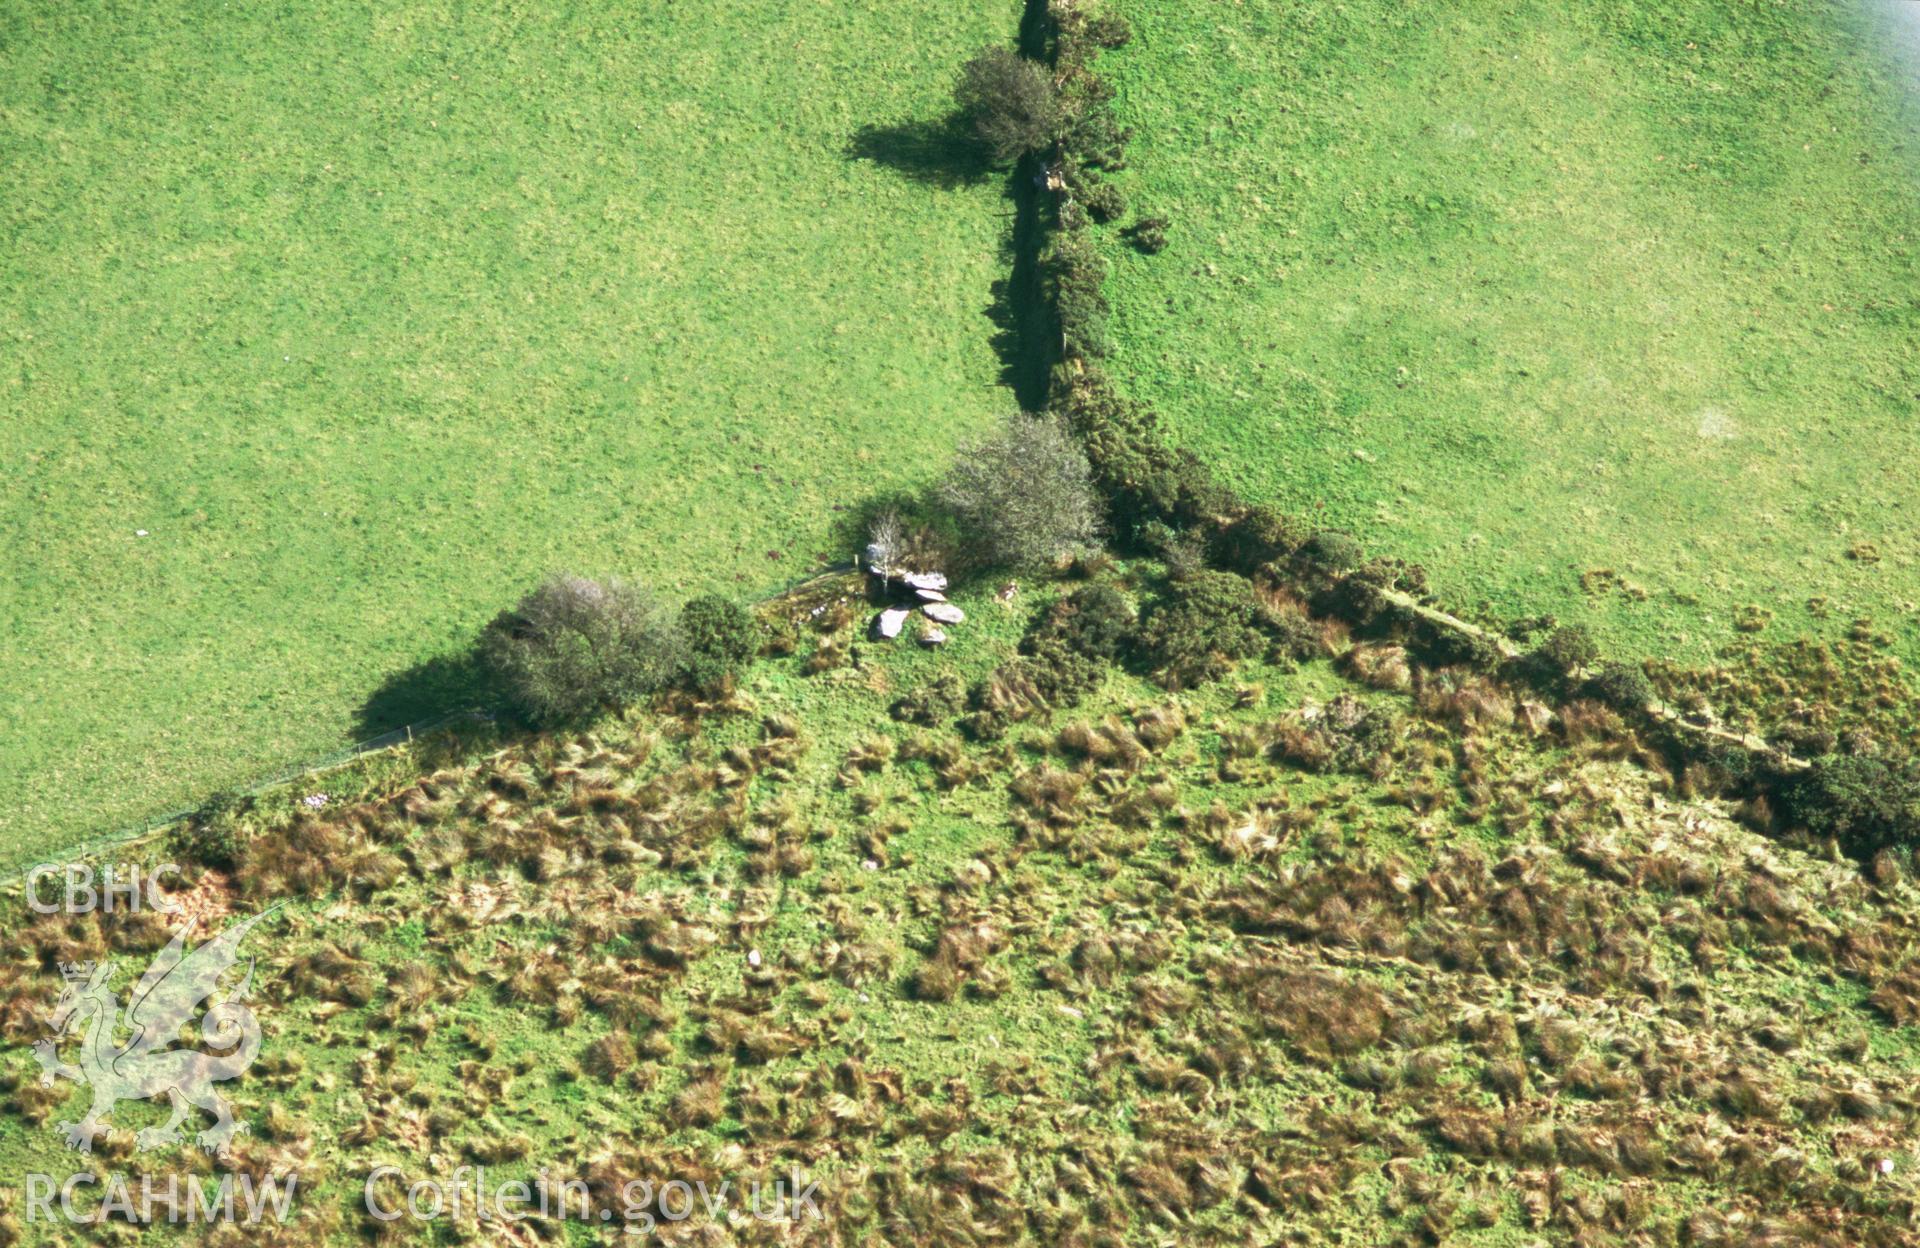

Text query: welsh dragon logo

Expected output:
[33,908,277,1155]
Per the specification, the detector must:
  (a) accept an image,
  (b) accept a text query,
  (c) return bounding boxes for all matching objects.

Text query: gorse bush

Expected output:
[1081,179,1126,224]
[1780,753,1920,858]
[480,576,686,726]
[679,595,759,695]
[1537,624,1599,676]
[1139,570,1271,688]
[1298,530,1365,577]
[891,672,969,726]
[1210,505,1305,578]
[1121,216,1168,254]
[1586,660,1655,713]
[954,47,1060,165]
[1047,584,1137,663]
[1057,371,1236,540]
[1520,624,1600,694]
[962,585,1137,739]
[1045,231,1111,360]
[171,789,252,870]
[1084,12,1132,49]
[939,412,1103,571]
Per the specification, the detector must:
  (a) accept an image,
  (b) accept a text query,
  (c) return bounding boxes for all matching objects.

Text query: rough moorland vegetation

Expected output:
[10,552,1920,1244]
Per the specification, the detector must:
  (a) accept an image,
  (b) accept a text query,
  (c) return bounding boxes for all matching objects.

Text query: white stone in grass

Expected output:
[872,608,910,640]
[922,602,964,625]
[747,949,762,968]
[135,530,149,537]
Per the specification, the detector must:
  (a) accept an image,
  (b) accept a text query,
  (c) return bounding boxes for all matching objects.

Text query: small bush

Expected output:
[171,790,252,870]
[1268,609,1324,669]
[961,586,1135,738]
[1518,624,1599,693]
[1536,625,1599,677]
[1057,83,1131,171]
[938,412,1103,570]
[1780,753,1920,857]
[1048,585,1137,662]
[1045,231,1111,359]
[953,47,1060,165]
[1122,215,1168,254]
[1139,571,1270,688]
[1085,12,1132,48]
[480,576,686,726]
[1299,530,1365,576]
[679,595,759,695]
[1585,661,1654,713]
[1210,505,1305,577]
[1059,373,1234,537]
[1140,520,1206,581]
[1081,180,1126,224]
[1412,626,1502,672]
[892,673,969,725]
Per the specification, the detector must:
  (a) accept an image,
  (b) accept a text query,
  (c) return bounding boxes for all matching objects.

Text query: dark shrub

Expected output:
[1081,180,1126,224]
[1139,570,1270,688]
[1211,505,1305,577]
[171,790,252,870]
[1299,530,1365,576]
[1057,373,1235,537]
[1537,624,1598,673]
[892,672,969,725]
[961,586,1134,739]
[480,576,686,726]
[1049,585,1137,662]
[1586,661,1655,713]
[1057,75,1131,171]
[1045,231,1111,360]
[1519,624,1599,692]
[1504,614,1557,644]
[1779,753,1920,857]
[680,595,759,695]
[1412,626,1502,672]
[954,47,1060,165]
[1122,216,1168,254]
[1141,520,1206,581]
[938,412,1103,570]
[1086,12,1132,48]
[1268,608,1323,669]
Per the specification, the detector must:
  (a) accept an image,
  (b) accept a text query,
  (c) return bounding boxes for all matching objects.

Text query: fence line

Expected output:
[0,708,501,891]
[6,560,869,888]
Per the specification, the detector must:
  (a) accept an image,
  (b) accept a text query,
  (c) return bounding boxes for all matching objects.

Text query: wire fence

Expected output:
[0,708,501,891]
[5,559,871,889]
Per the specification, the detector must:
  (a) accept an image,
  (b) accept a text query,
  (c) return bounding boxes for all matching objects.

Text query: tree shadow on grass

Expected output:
[846,114,998,189]
[351,649,503,742]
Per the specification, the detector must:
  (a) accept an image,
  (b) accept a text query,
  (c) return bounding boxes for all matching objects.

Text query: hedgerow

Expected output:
[1015,0,1920,857]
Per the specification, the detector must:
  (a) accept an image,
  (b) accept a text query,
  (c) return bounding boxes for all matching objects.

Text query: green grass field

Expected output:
[0,0,1016,866]
[1092,0,1920,663]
